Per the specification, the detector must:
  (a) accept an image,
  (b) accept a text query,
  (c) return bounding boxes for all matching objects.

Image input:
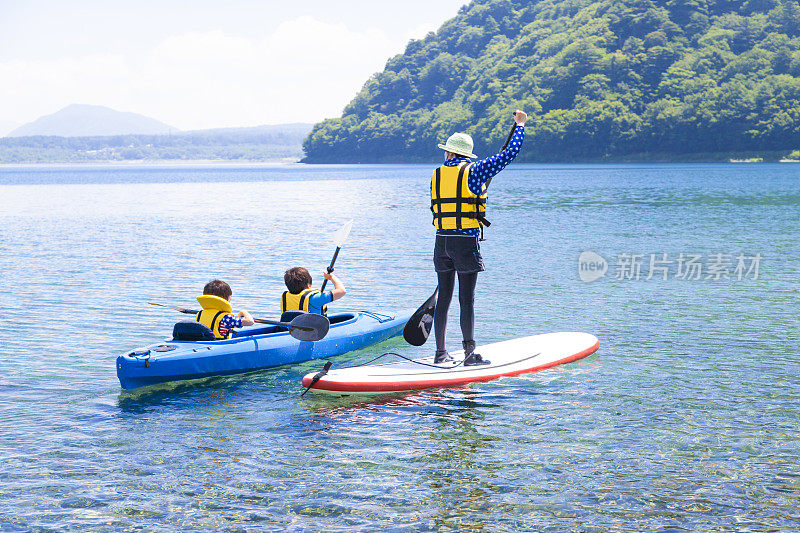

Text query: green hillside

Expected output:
[303,0,800,162]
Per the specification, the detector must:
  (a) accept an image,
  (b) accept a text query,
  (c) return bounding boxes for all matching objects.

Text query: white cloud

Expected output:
[0,17,414,130]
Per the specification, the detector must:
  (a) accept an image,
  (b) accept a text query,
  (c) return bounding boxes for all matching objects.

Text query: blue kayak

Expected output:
[116,309,414,389]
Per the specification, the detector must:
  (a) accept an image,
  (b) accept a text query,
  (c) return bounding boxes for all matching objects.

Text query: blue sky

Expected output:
[0,0,467,132]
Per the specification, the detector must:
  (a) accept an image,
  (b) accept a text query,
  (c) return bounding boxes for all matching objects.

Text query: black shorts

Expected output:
[433,233,485,273]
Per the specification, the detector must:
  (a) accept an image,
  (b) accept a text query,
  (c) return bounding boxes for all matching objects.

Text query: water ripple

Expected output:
[0,164,798,530]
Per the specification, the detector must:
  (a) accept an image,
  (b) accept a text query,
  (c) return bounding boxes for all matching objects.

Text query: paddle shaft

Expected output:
[252,317,311,329]
[148,302,314,332]
[319,246,340,293]
[483,114,518,193]
[477,114,518,242]
[501,111,519,151]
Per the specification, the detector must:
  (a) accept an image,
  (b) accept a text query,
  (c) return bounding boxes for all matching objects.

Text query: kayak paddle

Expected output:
[148,302,330,341]
[319,219,354,292]
[402,288,438,346]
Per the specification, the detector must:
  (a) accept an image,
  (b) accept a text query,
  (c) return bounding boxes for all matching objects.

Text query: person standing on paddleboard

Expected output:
[431,110,526,365]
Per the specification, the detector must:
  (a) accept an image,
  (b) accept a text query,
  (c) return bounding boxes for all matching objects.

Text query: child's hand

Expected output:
[324,271,346,300]
[237,310,255,326]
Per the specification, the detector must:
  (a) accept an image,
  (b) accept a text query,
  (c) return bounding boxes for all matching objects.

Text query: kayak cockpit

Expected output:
[167,312,360,341]
[328,313,356,325]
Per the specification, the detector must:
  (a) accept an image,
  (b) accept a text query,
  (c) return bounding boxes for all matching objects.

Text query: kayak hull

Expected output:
[117,310,414,390]
[302,332,599,395]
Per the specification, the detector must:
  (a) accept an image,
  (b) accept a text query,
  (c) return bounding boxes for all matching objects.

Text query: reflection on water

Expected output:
[1,163,799,530]
[422,395,500,531]
[299,389,506,529]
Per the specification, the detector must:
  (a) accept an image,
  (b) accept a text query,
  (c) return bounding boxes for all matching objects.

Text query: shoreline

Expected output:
[2,162,800,175]
[3,159,800,167]
[0,158,303,167]
[3,149,799,166]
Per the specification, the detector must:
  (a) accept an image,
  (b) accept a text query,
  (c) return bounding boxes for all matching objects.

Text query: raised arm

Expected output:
[323,271,346,301]
[467,110,527,194]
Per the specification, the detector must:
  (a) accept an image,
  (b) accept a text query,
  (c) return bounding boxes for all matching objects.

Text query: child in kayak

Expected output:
[196,279,254,339]
[281,267,346,316]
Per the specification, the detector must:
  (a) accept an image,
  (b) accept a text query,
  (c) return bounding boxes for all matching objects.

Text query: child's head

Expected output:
[203,279,233,301]
[284,267,312,294]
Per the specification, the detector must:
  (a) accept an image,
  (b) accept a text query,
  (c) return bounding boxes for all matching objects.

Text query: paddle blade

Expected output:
[332,219,354,248]
[403,288,438,346]
[288,313,330,342]
[148,302,196,315]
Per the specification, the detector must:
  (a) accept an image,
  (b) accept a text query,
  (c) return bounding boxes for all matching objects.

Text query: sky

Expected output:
[0,0,467,133]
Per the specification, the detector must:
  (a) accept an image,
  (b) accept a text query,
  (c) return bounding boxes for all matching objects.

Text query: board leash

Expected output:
[301,353,468,395]
[301,361,333,397]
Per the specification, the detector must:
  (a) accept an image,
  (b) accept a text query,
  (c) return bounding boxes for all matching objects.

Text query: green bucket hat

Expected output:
[438,132,477,158]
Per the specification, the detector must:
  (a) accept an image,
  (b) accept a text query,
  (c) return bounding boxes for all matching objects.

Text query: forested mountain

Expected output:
[303,0,800,162]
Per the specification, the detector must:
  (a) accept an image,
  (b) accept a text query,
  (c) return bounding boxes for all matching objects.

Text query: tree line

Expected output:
[303,0,800,162]
[0,124,311,163]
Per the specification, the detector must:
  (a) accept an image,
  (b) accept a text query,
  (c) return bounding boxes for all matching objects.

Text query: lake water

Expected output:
[0,163,798,531]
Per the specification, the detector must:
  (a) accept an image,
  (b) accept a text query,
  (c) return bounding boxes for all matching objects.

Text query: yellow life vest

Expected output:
[430,162,489,230]
[195,294,234,340]
[281,288,327,316]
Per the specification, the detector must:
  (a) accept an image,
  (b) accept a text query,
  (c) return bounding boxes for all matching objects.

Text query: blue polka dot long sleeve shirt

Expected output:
[437,125,525,237]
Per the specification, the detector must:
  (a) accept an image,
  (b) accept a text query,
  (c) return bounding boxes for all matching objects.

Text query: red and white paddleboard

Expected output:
[301,332,599,395]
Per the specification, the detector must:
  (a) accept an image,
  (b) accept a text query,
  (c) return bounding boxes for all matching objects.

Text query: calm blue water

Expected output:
[1,163,798,531]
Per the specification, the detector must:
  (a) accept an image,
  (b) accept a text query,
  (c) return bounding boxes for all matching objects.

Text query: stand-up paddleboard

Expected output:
[301,332,599,395]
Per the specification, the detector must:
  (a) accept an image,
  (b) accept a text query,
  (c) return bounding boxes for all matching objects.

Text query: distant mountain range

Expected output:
[7,104,177,137]
[0,111,313,163]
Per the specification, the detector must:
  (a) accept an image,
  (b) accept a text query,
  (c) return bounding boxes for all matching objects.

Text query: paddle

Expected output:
[478,112,520,241]
[481,112,519,193]
[148,302,330,341]
[402,287,438,346]
[501,111,520,151]
[319,219,354,293]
